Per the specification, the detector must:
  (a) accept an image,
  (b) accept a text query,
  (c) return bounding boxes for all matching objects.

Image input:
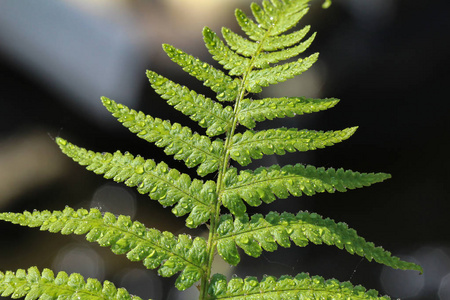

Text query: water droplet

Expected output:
[135,166,144,174]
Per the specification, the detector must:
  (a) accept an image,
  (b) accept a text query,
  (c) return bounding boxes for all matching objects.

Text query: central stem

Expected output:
[198,81,247,300]
[198,27,272,300]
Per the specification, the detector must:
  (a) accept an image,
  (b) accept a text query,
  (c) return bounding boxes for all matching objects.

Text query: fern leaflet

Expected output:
[0,267,142,300]
[229,127,358,166]
[222,25,312,55]
[238,97,340,129]
[0,208,207,290]
[56,138,215,228]
[162,44,240,102]
[146,70,234,137]
[215,211,422,272]
[222,164,391,216]
[208,273,390,300]
[101,98,223,176]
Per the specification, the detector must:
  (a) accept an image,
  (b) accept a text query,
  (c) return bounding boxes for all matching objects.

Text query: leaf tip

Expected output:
[55,137,67,147]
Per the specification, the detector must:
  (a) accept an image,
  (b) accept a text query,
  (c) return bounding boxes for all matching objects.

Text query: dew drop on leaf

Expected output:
[135,166,144,174]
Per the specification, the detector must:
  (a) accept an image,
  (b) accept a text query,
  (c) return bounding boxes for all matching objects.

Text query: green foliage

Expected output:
[0,267,142,300]
[208,273,390,300]
[215,212,422,272]
[0,208,206,290]
[1,0,422,299]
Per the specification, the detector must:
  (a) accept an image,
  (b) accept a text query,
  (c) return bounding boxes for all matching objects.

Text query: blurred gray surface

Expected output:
[0,0,148,125]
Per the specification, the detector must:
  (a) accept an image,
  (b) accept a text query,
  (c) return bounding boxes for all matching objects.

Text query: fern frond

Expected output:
[208,273,389,300]
[245,53,319,93]
[162,44,240,102]
[0,267,142,300]
[215,212,422,272]
[0,208,207,290]
[203,1,317,94]
[56,138,216,227]
[222,165,391,216]
[238,97,340,129]
[229,127,357,166]
[101,98,223,176]
[146,70,234,137]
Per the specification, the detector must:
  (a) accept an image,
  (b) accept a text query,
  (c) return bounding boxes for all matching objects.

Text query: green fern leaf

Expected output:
[222,25,312,56]
[0,208,207,290]
[253,33,316,67]
[260,4,309,37]
[205,26,315,72]
[215,211,422,272]
[265,25,313,51]
[56,138,215,227]
[146,70,234,136]
[212,1,318,94]
[245,53,319,93]
[208,273,390,300]
[162,43,240,102]
[238,97,340,129]
[229,127,357,166]
[235,9,266,41]
[0,267,142,300]
[250,2,272,30]
[222,165,391,216]
[235,1,309,40]
[101,98,223,176]
[203,27,250,76]
[221,28,258,57]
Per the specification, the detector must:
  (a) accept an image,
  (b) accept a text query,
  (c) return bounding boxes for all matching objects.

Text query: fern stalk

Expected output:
[204,15,283,297]
[199,19,277,298]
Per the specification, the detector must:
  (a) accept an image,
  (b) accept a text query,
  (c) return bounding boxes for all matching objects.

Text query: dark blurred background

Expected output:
[0,0,449,299]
